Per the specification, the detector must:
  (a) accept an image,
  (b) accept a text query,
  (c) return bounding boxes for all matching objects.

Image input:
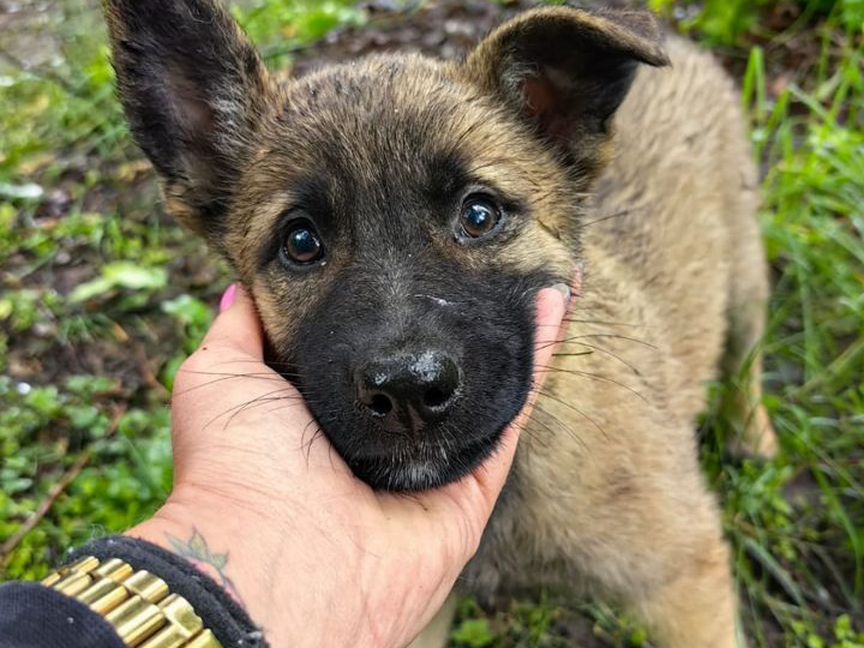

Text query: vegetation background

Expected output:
[0,0,861,646]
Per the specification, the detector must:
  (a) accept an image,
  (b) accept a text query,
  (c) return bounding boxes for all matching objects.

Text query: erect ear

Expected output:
[464,7,669,177]
[104,0,273,241]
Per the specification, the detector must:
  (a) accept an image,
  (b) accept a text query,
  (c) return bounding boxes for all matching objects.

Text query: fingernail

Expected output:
[219,284,237,313]
[550,283,572,304]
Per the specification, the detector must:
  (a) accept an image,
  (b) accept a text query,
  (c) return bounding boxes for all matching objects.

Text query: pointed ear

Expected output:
[464,7,669,177]
[104,0,273,240]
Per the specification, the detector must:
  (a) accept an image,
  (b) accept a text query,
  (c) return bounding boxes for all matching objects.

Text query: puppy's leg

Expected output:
[570,464,740,647]
[633,533,740,647]
[408,593,457,648]
[720,198,778,459]
[722,349,778,459]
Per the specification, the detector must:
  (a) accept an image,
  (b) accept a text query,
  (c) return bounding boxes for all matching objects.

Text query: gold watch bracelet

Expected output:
[42,555,222,648]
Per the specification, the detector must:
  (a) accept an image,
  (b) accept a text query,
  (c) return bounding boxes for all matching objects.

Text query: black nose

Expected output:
[356,351,462,428]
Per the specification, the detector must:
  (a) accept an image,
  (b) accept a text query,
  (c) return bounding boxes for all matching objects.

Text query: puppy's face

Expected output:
[231,58,579,490]
[105,1,667,490]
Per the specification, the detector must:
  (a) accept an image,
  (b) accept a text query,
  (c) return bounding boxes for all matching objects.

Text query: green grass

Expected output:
[723,18,864,645]
[0,0,361,580]
[1,1,862,646]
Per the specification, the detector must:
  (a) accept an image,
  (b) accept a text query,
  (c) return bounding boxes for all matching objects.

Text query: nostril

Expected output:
[357,352,462,422]
[423,387,450,409]
[369,393,393,416]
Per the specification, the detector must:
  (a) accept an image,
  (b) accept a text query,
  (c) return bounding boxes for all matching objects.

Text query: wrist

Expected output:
[128,506,246,605]
[58,534,266,648]
[127,498,281,641]
[128,492,391,648]
[42,553,224,648]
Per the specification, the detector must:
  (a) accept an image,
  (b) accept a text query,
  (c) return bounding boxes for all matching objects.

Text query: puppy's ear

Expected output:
[104,0,273,240]
[464,7,669,177]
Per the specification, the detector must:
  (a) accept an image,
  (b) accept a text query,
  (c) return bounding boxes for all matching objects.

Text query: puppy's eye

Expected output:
[283,221,324,265]
[460,195,501,239]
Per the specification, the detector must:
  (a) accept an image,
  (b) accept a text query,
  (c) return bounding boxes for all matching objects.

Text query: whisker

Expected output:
[173,371,291,397]
[581,208,632,229]
[554,341,643,376]
[535,365,648,403]
[201,387,307,431]
[539,332,658,352]
[562,318,643,328]
[550,351,594,358]
[301,421,326,464]
[506,419,545,448]
[528,402,588,452]
[537,388,607,440]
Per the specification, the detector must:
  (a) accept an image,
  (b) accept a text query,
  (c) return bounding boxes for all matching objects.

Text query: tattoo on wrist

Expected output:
[166,527,244,606]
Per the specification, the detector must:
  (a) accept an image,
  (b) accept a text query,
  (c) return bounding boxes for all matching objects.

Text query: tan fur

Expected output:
[224,53,580,354]
[422,36,775,648]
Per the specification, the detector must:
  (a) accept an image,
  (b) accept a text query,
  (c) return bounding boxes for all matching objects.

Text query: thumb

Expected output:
[199,283,265,360]
[171,284,268,401]
[170,283,275,463]
[468,284,571,504]
[414,284,570,538]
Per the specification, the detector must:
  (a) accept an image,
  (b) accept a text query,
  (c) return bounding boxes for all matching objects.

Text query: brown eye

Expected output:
[282,221,324,265]
[460,196,501,239]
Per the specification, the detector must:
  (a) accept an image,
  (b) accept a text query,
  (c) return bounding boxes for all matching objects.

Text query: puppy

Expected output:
[104,1,777,645]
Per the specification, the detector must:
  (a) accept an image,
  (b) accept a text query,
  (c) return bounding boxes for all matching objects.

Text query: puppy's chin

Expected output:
[347,432,505,492]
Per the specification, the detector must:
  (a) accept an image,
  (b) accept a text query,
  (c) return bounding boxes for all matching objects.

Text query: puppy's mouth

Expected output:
[347,430,505,492]
[283,269,546,492]
[272,356,522,492]
[282,349,533,492]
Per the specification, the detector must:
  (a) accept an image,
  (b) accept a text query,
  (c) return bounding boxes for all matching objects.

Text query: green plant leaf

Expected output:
[70,262,167,303]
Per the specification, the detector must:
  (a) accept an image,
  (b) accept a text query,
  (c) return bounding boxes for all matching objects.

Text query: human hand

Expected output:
[129,283,568,648]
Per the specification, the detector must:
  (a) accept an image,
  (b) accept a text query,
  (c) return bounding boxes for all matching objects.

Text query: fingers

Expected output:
[171,284,347,481]
[172,283,273,411]
[199,284,265,361]
[525,284,574,417]
[469,286,570,505]
[412,285,570,553]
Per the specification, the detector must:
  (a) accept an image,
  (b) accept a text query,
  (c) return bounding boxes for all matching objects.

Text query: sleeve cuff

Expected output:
[68,536,268,648]
[0,582,127,648]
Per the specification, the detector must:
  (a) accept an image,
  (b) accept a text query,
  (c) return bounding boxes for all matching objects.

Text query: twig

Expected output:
[0,404,128,571]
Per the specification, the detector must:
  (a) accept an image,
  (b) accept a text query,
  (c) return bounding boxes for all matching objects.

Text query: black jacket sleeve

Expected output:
[0,536,267,648]
[0,582,127,648]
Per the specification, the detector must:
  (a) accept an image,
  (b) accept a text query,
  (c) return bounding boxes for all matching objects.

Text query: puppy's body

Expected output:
[456,37,770,647]
[105,3,776,646]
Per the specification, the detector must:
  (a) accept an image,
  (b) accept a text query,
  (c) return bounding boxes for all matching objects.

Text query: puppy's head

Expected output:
[105,1,667,490]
